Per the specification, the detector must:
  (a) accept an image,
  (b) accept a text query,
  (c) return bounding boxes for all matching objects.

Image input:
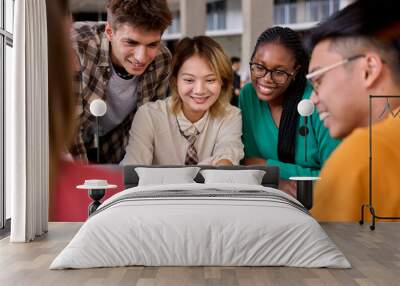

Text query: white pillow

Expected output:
[200,169,266,185]
[135,167,201,186]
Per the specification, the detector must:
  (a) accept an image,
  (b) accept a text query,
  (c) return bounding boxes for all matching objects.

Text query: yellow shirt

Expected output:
[311,112,400,221]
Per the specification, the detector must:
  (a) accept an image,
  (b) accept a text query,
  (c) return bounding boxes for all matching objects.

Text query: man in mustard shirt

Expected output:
[307,0,400,221]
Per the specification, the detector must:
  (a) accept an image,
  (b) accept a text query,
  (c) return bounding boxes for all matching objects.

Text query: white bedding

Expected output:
[50,183,350,269]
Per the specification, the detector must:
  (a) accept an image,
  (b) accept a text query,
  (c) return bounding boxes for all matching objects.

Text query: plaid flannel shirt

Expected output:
[69,22,171,163]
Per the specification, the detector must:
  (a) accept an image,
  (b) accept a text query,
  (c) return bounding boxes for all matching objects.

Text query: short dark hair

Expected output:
[231,57,240,64]
[106,0,172,32]
[308,0,400,77]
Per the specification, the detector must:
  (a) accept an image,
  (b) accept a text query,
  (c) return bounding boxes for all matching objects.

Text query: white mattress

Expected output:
[50,183,350,269]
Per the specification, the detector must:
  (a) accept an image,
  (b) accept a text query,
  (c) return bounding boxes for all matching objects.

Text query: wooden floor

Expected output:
[0,222,399,286]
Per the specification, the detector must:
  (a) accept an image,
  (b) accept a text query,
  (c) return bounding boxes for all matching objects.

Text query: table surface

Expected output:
[289,176,321,181]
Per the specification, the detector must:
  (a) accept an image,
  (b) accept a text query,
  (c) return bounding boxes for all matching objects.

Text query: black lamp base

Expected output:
[296,180,313,210]
[88,189,105,216]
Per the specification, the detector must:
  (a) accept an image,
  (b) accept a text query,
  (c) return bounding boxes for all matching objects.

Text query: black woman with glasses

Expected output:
[239,26,340,196]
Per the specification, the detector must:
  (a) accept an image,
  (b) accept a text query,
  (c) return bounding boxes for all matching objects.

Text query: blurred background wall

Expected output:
[69,0,355,77]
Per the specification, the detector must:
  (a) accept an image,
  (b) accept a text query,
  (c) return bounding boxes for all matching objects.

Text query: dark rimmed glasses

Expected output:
[249,62,295,85]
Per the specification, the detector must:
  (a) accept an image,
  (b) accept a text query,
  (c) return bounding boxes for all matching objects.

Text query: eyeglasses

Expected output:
[306,54,365,92]
[249,62,295,85]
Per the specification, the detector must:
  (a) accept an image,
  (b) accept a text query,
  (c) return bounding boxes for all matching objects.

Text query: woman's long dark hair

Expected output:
[47,0,76,217]
[251,26,308,163]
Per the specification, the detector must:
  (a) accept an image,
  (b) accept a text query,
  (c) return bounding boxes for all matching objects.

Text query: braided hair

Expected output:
[251,26,308,163]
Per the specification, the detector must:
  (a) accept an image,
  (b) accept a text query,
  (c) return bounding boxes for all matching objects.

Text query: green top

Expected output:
[239,82,340,179]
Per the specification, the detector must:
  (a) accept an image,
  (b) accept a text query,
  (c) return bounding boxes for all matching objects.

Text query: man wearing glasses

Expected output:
[307,0,400,221]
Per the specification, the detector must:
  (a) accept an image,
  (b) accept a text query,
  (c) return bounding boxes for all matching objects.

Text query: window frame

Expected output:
[206,0,226,31]
[0,0,14,231]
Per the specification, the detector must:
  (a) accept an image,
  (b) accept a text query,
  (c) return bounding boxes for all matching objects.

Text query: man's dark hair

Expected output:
[107,0,172,32]
[231,57,240,64]
[251,26,308,164]
[308,0,400,77]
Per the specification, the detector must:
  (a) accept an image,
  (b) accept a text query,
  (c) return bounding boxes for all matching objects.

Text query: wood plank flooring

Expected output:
[0,222,399,286]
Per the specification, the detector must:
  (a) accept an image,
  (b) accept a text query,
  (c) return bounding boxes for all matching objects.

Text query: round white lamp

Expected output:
[90,99,107,117]
[297,99,315,117]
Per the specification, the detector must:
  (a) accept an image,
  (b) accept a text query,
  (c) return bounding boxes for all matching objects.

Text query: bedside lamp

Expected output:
[89,99,107,163]
[77,179,117,216]
[297,99,314,162]
[290,99,319,210]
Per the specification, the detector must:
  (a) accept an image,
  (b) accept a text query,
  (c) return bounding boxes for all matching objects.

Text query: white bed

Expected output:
[50,182,350,269]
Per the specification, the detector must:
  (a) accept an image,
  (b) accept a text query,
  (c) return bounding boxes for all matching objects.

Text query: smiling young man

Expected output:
[307,0,400,221]
[70,0,172,163]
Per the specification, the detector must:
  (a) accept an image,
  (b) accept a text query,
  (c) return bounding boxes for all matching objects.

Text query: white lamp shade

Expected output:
[297,99,315,117]
[90,99,107,117]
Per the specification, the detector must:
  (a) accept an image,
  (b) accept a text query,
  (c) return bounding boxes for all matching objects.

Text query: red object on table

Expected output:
[51,160,124,222]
